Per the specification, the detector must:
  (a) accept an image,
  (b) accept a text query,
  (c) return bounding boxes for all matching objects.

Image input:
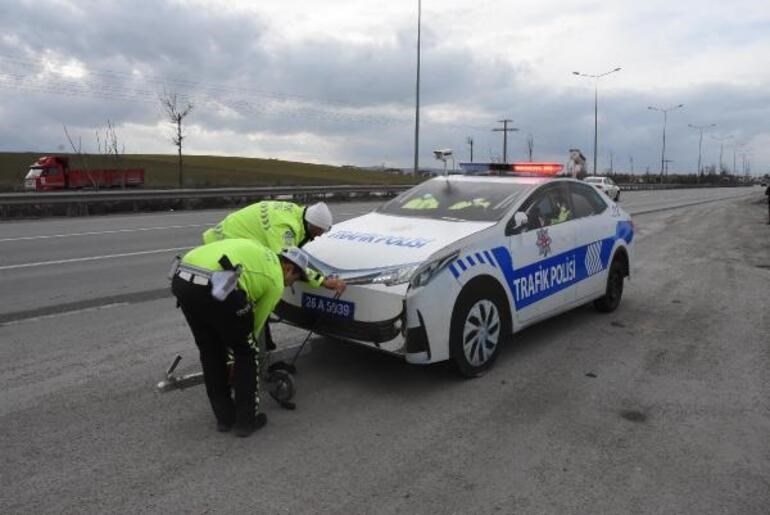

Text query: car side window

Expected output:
[524,191,557,230]
[569,183,607,217]
[548,185,573,226]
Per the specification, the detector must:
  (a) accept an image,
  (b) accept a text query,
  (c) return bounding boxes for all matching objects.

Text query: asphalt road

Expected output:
[1,187,768,514]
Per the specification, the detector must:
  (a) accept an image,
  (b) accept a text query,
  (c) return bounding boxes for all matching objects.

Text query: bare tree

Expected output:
[160,89,194,188]
[96,120,126,187]
[63,125,98,190]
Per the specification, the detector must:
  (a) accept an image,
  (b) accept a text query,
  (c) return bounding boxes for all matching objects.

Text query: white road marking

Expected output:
[0,224,209,243]
[0,247,190,270]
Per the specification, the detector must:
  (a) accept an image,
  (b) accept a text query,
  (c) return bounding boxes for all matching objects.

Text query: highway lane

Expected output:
[0,191,767,514]
[0,187,758,321]
[0,201,378,319]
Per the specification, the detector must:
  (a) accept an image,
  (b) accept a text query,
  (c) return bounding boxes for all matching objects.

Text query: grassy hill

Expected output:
[0,152,417,191]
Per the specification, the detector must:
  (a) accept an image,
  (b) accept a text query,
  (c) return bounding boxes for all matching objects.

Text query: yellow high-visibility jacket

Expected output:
[202,201,324,287]
[182,239,283,335]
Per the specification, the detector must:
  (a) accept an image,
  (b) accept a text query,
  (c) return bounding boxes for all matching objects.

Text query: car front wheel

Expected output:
[614,190,621,201]
[594,257,625,312]
[450,283,510,377]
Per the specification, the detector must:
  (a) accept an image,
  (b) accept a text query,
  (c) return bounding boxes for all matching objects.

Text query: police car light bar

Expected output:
[458,162,564,176]
[510,163,563,175]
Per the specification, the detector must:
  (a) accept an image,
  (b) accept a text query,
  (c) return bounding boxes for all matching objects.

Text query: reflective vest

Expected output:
[182,239,284,335]
[403,194,439,209]
[202,201,323,287]
[551,205,571,225]
[448,198,491,210]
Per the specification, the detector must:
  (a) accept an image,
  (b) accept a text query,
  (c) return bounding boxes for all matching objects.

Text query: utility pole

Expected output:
[493,119,518,163]
[466,136,474,163]
[629,155,634,173]
[609,150,614,175]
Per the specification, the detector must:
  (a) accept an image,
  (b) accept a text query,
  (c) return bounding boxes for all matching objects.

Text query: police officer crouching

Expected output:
[202,200,346,350]
[171,239,308,437]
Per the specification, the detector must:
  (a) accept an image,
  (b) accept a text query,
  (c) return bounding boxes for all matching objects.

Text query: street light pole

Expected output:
[648,103,684,180]
[711,134,733,173]
[688,123,716,183]
[573,67,621,175]
[413,0,421,176]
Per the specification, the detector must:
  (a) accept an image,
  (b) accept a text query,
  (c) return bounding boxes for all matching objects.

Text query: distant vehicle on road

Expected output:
[583,176,620,201]
[23,156,144,191]
[277,163,634,377]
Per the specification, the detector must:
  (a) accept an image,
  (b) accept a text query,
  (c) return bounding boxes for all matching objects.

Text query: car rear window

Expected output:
[569,182,607,217]
[378,179,529,222]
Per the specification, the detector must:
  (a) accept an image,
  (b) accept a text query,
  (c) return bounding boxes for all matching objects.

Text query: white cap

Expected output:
[304,202,333,232]
[279,247,309,279]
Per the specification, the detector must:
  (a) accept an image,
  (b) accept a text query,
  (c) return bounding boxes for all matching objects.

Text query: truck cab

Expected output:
[24,156,68,191]
[22,155,145,191]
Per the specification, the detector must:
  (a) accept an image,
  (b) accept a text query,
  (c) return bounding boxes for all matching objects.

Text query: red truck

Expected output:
[23,156,145,191]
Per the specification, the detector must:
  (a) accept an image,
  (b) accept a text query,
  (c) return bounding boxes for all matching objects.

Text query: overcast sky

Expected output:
[1,0,768,174]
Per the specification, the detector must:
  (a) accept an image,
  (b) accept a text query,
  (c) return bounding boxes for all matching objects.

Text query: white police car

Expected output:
[583,176,621,201]
[276,163,634,376]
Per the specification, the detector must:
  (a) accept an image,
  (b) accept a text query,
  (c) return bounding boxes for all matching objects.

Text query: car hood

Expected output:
[304,211,495,272]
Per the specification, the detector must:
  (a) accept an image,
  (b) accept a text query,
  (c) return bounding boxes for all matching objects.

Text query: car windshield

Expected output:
[25,167,43,178]
[377,178,528,222]
[584,177,602,183]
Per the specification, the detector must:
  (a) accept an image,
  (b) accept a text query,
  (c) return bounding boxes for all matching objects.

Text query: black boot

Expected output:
[234,413,267,438]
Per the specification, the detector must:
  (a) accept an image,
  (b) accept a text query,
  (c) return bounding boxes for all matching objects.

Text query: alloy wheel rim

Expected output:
[463,300,501,367]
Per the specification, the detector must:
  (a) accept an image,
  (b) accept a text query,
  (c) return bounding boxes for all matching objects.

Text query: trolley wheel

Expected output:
[267,369,296,404]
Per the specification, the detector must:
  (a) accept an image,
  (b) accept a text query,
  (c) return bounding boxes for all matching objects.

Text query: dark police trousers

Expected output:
[172,275,261,428]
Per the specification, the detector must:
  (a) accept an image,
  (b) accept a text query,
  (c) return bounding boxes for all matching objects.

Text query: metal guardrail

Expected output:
[0,182,753,218]
[0,184,412,206]
[615,182,751,191]
[1,181,753,205]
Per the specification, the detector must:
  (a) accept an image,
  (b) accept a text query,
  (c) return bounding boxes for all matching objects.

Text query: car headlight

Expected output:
[369,263,421,286]
[410,250,460,289]
[345,250,460,288]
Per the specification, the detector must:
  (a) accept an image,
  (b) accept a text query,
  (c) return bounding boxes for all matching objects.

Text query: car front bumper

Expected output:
[277,282,408,355]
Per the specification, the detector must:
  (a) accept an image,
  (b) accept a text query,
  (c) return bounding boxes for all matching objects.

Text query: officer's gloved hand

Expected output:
[323,276,347,296]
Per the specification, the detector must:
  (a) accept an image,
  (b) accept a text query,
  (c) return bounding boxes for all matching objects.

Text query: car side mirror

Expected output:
[506,211,529,235]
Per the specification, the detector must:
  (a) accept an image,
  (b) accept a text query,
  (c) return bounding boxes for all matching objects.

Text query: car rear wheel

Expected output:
[594,256,624,313]
[614,190,621,201]
[450,282,510,377]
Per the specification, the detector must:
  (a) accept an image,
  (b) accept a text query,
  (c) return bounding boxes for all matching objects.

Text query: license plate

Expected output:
[301,293,355,320]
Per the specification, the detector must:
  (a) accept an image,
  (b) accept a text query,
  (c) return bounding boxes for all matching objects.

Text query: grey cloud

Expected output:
[0,1,767,173]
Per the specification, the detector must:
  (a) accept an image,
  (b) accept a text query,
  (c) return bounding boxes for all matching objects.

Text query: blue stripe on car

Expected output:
[460,221,633,310]
[484,250,497,267]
